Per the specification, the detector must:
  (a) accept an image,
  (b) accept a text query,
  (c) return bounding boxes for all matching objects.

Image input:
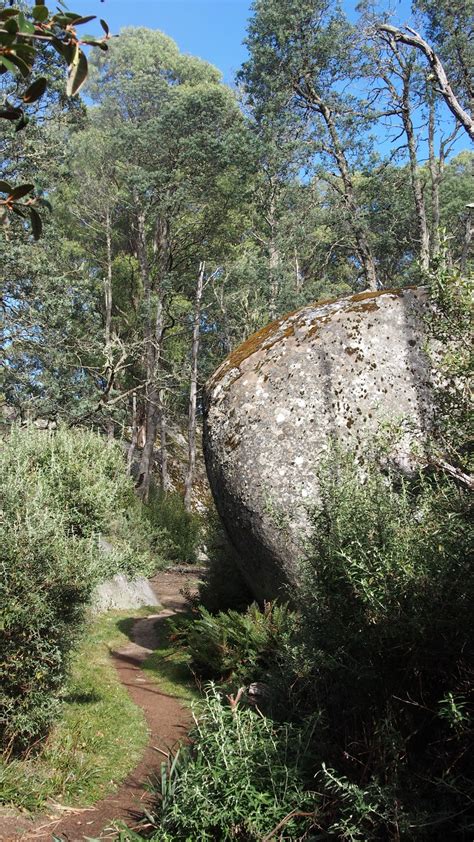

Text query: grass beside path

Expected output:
[0,609,151,814]
[142,614,200,705]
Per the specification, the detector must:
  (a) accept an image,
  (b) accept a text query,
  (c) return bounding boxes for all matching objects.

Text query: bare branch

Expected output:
[377,25,474,140]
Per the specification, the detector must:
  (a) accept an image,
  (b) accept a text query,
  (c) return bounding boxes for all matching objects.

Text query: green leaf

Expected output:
[0,10,20,21]
[17,13,35,35]
[51,36,75,65]
[29,207,43,239]
[32,6,49,23]
[0,180,13,193]
[69,15,97,26]
[4,17,19,35]
[9,184,34,200]
[1,53,31,77]
[100,19,109,35]
[14,43,36,61]
[22,77,47,103]
[0,32,16,47]
[66,47,88,97]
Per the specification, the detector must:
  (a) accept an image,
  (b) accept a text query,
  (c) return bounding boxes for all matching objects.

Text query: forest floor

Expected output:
[0,568,202,842]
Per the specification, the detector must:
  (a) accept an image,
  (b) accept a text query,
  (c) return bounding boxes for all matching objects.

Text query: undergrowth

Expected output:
[1,425,164,750]
[146,489,203,564]
[118,685,317,842]
[0,610,150,812]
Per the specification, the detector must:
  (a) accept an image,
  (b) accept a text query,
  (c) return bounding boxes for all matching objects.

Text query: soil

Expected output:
[0,568,203,842]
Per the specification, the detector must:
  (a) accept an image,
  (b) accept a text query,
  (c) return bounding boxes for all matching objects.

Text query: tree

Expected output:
[84,28,253,500]
[240,0,380,290]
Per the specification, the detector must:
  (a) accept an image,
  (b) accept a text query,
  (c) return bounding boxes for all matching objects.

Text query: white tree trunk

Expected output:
[184,261,205,511]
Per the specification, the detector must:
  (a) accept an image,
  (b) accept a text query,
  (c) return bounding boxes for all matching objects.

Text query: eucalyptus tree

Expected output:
[366,28,432,271]
[240,0,380,290]
[86,28,254,500]
[378,15,474,140]
[414,0,474,121]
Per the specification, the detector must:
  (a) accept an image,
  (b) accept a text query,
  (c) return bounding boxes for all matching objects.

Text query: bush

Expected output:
[287,451,473,839]
[0,425,160,751]
[146,489,203,564]
[182,601,297,692]
[125,685,317,842]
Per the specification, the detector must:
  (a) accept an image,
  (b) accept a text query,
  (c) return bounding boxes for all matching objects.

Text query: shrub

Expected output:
[125,685,317,842]
[0,425,160,751]
[288,450,473,839]
[182,601,297,692]
[146,489,203,563]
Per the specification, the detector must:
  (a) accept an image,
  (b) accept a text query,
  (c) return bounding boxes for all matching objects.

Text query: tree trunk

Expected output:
[135,207,170,502]
[104,208,114,438]
[460,207,473,275]
[378,25,474,141]
[297,85,378,290]
[402,74,430,272]
[213,278,232,355]
[126,390,138,476]
[104,209,113,347]
[184,261,205,511]
[158,388,171,492]
[427,93,441,262]
[268,198,280,320]
[294,247,303,294]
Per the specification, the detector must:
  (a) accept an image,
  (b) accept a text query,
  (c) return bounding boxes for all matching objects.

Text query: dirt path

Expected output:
[0,569,201,842]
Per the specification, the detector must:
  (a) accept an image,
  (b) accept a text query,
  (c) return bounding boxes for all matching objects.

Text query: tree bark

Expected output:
[104,208,114,438]
[268,197,280,319]
[104,209,113,348]
[184,261,205,511]
[379,54,430,272]
[158,388,171,492]
[460,206,473,274]
[377,25,474,140]
[321,101,378,290]
[401,72,430,272]
[213,277,232,355]
[126,390,138,476]
[294,246,303,294]
[427,93,441,261]
[135,206,170,502]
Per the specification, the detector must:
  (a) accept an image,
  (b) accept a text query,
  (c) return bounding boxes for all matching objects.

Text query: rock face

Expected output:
[92,574,159,613]
[203,287,435,601]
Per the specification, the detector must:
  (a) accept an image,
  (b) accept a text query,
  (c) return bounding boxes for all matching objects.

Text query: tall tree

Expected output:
[240,0,380,290]
[86,28,253,500]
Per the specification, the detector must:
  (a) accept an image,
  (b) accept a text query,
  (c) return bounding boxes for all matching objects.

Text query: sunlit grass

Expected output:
[142,615,200,705]
[0,609,152,814]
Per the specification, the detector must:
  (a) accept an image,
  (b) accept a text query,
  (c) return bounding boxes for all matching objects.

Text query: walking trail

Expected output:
[0,569,200,842]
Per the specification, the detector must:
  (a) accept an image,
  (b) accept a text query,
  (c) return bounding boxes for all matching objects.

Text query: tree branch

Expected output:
[377,25,474,140]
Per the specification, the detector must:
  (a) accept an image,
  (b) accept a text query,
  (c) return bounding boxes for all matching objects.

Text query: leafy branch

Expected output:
[0,1,110,237]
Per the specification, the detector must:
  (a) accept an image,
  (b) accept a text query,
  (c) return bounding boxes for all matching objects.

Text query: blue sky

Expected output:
[83,0,253,84]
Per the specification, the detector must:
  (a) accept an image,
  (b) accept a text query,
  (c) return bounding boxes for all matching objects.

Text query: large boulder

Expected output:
[203,287,436,601]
